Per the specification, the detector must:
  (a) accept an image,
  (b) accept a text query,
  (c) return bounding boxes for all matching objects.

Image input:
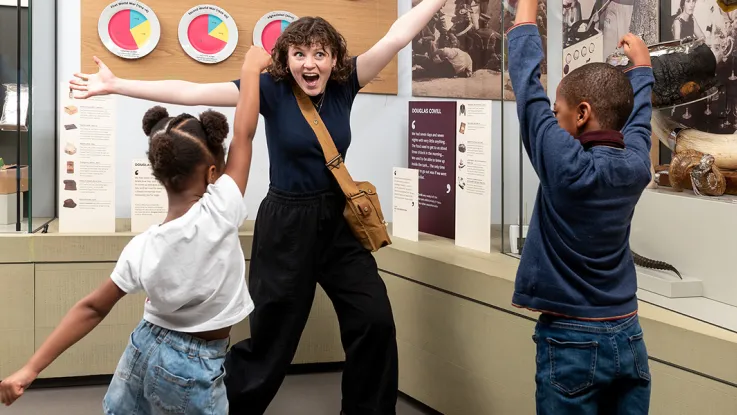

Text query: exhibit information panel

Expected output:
[58,84,116,233]
[408,101,456,240]
[131,159,167,233]
[454,100,492,253]
[392,167,419,242]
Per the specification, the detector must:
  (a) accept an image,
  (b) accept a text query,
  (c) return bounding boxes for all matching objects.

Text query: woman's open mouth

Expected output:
[303,73,320,88]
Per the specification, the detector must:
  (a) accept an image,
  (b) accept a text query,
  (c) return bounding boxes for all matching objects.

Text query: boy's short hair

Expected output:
[559,63,635,131]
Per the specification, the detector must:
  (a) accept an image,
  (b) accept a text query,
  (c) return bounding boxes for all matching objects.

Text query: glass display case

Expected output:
[0,0,56,233]
[628,0,737,333]
[499,1,547,257]
[408,0,546,256]
[499,0,737,331]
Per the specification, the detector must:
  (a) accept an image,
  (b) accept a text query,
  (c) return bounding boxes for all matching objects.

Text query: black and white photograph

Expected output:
[411,0,547,100]
[658,1,737,137]
[562,0,659,77]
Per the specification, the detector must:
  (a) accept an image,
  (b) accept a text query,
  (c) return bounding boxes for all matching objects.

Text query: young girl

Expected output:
[0,45,272,413]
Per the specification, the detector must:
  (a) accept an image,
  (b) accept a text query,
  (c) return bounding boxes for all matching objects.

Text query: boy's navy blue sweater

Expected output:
[507,23,654,320]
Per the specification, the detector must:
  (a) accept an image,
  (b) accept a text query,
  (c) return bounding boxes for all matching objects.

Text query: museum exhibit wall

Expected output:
[54,0,547,226]
[0,0,735,413]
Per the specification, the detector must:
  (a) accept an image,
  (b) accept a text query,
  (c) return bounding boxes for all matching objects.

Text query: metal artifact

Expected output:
[690,154,728,196]
[669,149,707,191]
[606,37,723,108]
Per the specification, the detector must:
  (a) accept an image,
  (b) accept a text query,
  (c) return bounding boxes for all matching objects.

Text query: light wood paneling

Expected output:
[80,0,397,94]
[32,261,342,379]
[0,235,32,263]
[32,234,133,263]
[383,271,537,415]
[0,264,34,379]
[2,222,737,415]
[34,263,146,378]
[383,271,737,415]
[649,360,737,414]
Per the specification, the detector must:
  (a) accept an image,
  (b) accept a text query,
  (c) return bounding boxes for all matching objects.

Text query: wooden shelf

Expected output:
[0,124,27,132]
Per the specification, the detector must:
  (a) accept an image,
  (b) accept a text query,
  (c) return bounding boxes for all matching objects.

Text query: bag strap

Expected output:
[291,83,361,197]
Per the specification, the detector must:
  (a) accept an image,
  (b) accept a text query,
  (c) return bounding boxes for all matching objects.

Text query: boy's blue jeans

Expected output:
[533,313,651,415]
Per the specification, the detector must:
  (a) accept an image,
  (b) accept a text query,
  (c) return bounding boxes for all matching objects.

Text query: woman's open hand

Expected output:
[69,56,117,99]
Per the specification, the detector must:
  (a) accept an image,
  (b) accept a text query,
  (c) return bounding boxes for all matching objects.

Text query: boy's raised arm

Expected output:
[226,46,272,195]
[508,0,586,186]
[619,34,655,166]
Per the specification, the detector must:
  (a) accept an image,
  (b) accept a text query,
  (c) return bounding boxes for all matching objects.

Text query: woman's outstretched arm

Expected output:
[356,0,447,87]
[70,56,240,107]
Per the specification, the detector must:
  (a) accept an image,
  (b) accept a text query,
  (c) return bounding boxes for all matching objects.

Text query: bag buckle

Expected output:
[326,155,343,170]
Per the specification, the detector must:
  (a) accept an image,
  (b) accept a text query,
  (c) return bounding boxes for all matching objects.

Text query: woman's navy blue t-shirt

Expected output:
[232,57,362,193]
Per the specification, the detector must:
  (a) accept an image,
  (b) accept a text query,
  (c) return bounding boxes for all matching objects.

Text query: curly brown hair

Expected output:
[269,16,353,83]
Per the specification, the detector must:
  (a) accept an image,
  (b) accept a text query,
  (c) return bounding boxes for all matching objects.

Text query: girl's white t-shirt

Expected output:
[110,174,254,333]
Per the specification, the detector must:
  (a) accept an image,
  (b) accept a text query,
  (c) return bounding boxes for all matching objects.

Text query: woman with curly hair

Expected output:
[69,2,447,414]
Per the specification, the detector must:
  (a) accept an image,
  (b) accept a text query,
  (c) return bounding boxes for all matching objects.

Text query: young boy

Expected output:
[507,0,654,413]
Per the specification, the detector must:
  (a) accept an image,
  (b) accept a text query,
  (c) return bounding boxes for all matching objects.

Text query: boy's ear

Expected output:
[576,102,592,129]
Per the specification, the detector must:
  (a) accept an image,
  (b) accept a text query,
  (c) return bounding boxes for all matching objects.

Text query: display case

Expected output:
[499,0,548,257]
[628,1,737,332]
[408,0,546,255]
[0,0,57,233]
[499,0,737,331]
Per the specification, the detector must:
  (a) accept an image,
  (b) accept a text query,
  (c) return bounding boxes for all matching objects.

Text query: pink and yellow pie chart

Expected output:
[179,5,238,64]
[253,11,298,53]
[98,1,160,59]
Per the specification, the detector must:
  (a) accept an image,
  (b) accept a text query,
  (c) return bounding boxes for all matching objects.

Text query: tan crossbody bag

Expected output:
[291,83,391,252]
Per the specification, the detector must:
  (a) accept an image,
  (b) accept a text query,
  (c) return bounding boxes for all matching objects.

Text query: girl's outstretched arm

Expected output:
[0,279,126,406]
[226,46,272,195]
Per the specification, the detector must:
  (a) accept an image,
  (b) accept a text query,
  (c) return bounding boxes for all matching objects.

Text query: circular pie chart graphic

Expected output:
[179,5,238,64]
[253,11,298,53]
[98,1,160,59]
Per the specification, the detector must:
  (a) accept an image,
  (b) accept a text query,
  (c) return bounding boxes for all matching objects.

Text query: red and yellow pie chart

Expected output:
[253,11,298,53]
[179,5,239,64]
[98,1,160,59]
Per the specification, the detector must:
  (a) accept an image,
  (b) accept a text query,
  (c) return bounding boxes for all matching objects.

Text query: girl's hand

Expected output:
[0,366,38,406]
[69,56,117,99]
[244,46,273,73]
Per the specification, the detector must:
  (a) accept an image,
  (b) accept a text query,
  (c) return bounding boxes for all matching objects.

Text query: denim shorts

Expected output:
[103,319,230,415]
[532,313,651,415]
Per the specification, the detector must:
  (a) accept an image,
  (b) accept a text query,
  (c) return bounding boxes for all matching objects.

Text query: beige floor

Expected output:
[1,372,434,414]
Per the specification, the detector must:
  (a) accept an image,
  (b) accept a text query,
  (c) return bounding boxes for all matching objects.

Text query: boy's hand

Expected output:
[618,33,651,67]
[244,46,272,73]
[0,366,37,406]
